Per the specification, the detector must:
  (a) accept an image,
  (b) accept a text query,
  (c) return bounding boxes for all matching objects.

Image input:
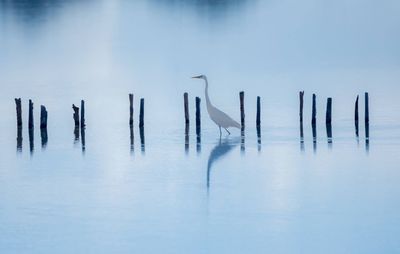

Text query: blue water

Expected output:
[1,0,400,253]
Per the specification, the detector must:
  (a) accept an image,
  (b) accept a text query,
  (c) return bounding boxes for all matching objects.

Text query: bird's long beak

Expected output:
[192,75,202,79]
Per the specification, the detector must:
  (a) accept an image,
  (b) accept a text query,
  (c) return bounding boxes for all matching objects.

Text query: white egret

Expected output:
[192,75,240,136]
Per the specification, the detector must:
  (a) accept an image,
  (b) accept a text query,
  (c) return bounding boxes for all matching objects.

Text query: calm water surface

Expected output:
[1,0,400,253]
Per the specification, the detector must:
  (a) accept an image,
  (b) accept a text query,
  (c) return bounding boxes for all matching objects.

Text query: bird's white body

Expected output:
[193,75,240,135]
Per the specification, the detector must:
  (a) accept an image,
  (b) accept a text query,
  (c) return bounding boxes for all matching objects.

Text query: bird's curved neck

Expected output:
[204,78,212,108]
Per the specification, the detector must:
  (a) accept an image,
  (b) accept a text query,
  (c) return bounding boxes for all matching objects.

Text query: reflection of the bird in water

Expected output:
[207,137,240,189]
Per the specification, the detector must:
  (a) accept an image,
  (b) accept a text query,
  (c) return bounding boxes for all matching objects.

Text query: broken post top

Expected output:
[72,104,80,127]
[15,98,22,127]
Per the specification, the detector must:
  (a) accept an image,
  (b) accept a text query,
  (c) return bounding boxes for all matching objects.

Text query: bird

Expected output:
[192,75,241,136]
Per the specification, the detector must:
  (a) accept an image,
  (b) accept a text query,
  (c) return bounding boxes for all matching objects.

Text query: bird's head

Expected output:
[191,74,207,80]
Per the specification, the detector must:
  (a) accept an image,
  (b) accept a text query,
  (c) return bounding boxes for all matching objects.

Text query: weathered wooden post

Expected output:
[365,92,370,148]
[15,98,22,127]
[311,94,316,126]
[41,128,48,148]
[80,100,85,128]
[129,93,134,126]
[130,125,134,152]
[40,105,48,129]
[299,91,304,146]
[256,96,261,127]
[196,97,201,134]
[355,95,359,137]
[139,98,144,128]
[72,104,80,127]
[326,97,332,124]
[17,126,22,152]
[184,92,189,125]
[185,122,189,153]
[28,100,34,129]
[74,126,79,142]
[140,125,145,153]
[239,91,245,131]
[81,127,86,153]
[29,127,34,153]
[299,91,304,123]
[326,123,332,146]
[365,92,369,124]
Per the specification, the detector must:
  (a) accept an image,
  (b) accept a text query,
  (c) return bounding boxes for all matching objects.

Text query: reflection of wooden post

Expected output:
[72,104,79,127]
[195,97,201,134]
[365,92,369,124]
[184,92,189,125]
[129,94,134,126]
[311,94,316,126]
[40,105,48,129]
[239,91,245,130]
[355,95,359,136]
[326,98,332,124]
[256,96,261,127]
[28,100,34,129]
[80,100,85,128]
[299,91,304,123]
[139,98,144,128]
[15,98,22,127]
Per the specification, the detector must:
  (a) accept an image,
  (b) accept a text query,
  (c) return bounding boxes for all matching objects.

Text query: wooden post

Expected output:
[355,95,359,137]
[256,96,261,127]
[184,92,189,125]
[28,99,34,129]
[81,127,86,152]
[129,94,134,126]
[195,97,201,153]
[40,105,48,129]
[130,125,134,152]
[196,97,201,134]
[240,91,245,130]
[140,125,145,153]
[15,98,22,127]
[326,123,332,145]
[41,128,48,148]
[29,127,34,153]
[185,122,189,153]
[80,100,85,128]
[299,91,304,123]
[72,104,80,127]
[139,98,144,128]
[311,94,316,126]
[17,126,22,152]
[326,97,332,124]
[365,92,369,124]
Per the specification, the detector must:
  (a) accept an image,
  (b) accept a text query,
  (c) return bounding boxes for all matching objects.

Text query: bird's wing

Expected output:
[210,107,241,129]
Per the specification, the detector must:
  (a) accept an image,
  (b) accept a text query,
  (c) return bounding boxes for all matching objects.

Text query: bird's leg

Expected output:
[224,128,231,135]
[219,126,222,137]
